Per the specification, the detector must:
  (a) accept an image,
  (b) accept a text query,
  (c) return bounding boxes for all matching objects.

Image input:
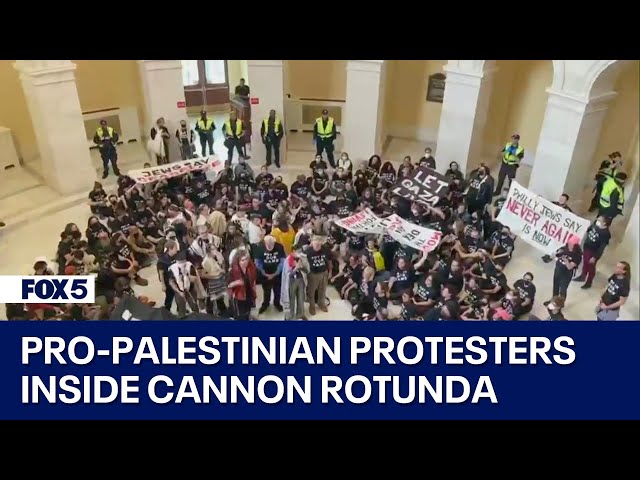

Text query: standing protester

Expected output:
[223,110,247,166]
[304,236,332,315]
[590,151,622,212]
[494,134,524,196]
[574,216,611,289]
[596,261,631,321]
[168,251,206,316]
[313,109,337,168]
[195,110,216,157]
[261,109,284,168]
[228,251,257,320]
[418,147,436,170]
[465,165,492,215]
[149,117,170,165]
[598,171,627,223]
[542,194,573,263]
[281,245,310,320]
[93,119,120,179]
[176,120,195,160]
[545,236,582,306]
[255,235,286,314]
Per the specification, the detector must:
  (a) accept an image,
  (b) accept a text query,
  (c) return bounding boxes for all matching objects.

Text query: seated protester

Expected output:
[453,227,483,267]
[424,284,458,320]
[272,201,293,227]
[398,290,419,321]
[235,171,255,199]
[109,206,134,236]
[88,181,109,216]
[390,194,412,219]
[341,255,365,301]
[388,256,415,301]
[463,210,484,238]
[132,200,156,229]
[293,201,313,231]
[156,195,171,217]
[344,181,359,206]
[337,152,353,173]
[142,218,164,249]
[353,266,377,320]
[255,165,274,200]
[329,192,354,219]
[512,272,536,317]
[290,174,311,208]
[107,248,136,288]
[398,164,413,181]
[330,167,351,196]
[423,203,448,232]
[189,224,221,267]
[439,299,462,320]
[409,202,427,226]
[196,203,212,228]
[481,263,508,302]
[86,216,110,250]
[272,175,289,201]
[237,192,253,213]
[117,175,136,197]
[310,166,330,199]
[491,289,520,321]
[436,258,465,294]
[346,230,365,255]
[365,239,386,275]
[231,207,251,238]
[353,167,370,197]
[103,194,121,219]
[361,187,375,207]
[418,147,436,170]
[490,225,515,267]
[485,195,507,238]
[247,214,265,249]
[379,162,397,186]
[460,276,484,309]
[445,161,465,183]
[372,281,389,318]
[310,154,328,176]
[325,222,346,258]
[217,183,236,207]
[368,155,382,175]
[331,254,359,292]
[113,276,136,304]
[126,225,156,268]
[191,178,213,207]
[168,251,207,316]
[56,232,76,274]
[414,273,440,315]
[461,297,489,320]
[247,197,269,226]
[232,156,255,182]
[64,249,89,275]
[379,231,399,272]
[401,156,414,174]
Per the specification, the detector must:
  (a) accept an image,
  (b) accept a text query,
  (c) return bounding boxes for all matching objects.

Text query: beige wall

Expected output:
[285,60,347,100]
[227,60,248,92]
[382,60,447,142]
[483,60,553,158]
[0,60,38,162]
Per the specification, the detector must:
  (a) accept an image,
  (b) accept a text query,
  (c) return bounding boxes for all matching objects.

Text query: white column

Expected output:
[529,89,616,205]
[434,66,493,175]
[14,60,96,195]
[138,60,187,162]
[342,60,385,162]
[246,60,285,166]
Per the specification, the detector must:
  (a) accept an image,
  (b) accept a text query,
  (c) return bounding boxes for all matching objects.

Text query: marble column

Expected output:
[529,89,616,206]
[342,60,385,163]
[14,60,96,195]
[138,60,186,162]
[434,65,494,176]
[246,60,286,166]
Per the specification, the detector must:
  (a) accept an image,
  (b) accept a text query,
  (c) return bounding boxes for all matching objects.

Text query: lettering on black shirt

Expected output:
[305,246,330,273]
[601,275,630,307]
[257,243,285,275]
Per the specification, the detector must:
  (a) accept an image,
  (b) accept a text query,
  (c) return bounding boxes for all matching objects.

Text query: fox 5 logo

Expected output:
[0,275,96,303]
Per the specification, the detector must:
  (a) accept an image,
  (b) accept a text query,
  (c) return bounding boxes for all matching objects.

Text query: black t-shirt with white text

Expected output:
[257,243,286,275]
[601,275,630,307]
[513,279,536,306]
[391,267,414,292]
[305,246,331,273]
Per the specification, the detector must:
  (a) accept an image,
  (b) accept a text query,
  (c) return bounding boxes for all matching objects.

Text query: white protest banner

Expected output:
[496,180,591,255]
[128,155,225,184]
[335,208,386,235]
[391,166,450,206]
[385,214,442,253]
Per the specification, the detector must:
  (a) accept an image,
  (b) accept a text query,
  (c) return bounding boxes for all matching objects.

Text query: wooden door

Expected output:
[182,60,230,111]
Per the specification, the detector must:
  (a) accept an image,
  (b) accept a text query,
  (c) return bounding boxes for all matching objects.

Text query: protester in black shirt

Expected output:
[596,261,631,321]
[368,155,382,175]
[330,167,351,196]
[290,174,310,208]
[329,193,353,219]
[310,155,328,175]
[437,258,464,294]
[354,169,370,197]
[424,284,457,320]
[156,240,179,310]
[372,281,389,318]
[574,216,611,289]
[545,236,582,306]
[542,194,573,263]
[310,167,330,199]
[513,272,536,317]
[347,231,365,254]
[388,257,415,301]
[331,254,359,293]
[491,225,515,267]
[88,181,109,216]
[460,276,483,310]
[353,266,377,319]
[465,165,492,215]
[481,264,508,302]
[255,235,286,314]
[414,273,439,315]
[418,147,436,170]
[379,161,397,185]
[399,290,418,320]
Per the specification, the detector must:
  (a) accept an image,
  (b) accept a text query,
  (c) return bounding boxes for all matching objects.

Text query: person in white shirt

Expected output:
[247,214,264,247]
[230,208,251,239]
[189,224,222,266]
[196,204,211,228]
[294,219,314,249]
[336,152,353,173]
[168,251,206,316]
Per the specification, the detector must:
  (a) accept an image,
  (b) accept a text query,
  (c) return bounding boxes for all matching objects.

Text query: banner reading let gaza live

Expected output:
[2,322,639,420]
[391,166,450,206]
[497,181,591,255]
[128,155,225,184]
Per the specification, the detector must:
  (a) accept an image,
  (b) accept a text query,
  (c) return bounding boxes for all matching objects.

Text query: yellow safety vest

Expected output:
[316,117,335,139]
[262,116,282,136]
[599,177,624,210]
[224,119,244,137]
[502,142,524,165]
[197,119,215,131]
[96,126,114,139]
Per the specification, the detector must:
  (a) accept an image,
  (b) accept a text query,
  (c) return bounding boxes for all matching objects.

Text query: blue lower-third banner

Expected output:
[0,322,638,420]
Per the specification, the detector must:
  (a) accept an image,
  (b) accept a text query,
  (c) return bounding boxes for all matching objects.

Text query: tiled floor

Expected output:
[1,136,637,320]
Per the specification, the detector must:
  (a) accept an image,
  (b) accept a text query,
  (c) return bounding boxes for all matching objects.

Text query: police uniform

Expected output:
[494,134,524,195]
[260,113,284,167]
[223,115,246,166]
[93,121,120,178]
[313,110,337,168]
[195,112,216,156]
[590,153,620,212]
[598,175,625,221]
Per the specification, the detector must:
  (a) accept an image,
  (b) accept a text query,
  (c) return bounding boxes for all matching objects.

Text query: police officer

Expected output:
[195,110,216,157]
[589,151,622,212]
[223,110,247,166]
[598,171,627,222]
[261,109,284,168]
[494,134,524,196]
[93,119,120,179]
[313,109,337,168]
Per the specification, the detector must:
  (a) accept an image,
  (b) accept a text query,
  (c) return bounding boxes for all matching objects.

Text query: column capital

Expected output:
[14,60,76,86]
[545,88,590,114]
[442,66,485,87]
[247,60,283,68]
[138,60,182,72]
[347,60,384,73]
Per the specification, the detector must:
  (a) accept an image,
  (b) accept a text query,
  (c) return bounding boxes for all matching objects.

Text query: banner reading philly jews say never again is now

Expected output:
[128,156,226,184]
[496,180,592,255]
[335,209,442,253]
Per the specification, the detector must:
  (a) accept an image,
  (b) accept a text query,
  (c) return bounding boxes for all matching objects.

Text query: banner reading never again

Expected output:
[496,180,591,255]
[128,155,225,184]
[391,166,450,206]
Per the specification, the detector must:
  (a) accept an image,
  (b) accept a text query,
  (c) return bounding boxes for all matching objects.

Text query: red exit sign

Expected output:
[250,97,259,105]
[177,101,186,108]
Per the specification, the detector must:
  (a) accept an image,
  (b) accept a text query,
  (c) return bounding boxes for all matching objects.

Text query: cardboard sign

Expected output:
[391,166,450,206]
[250,97,259,105]
[177,101,186,108]
[128,155,225,184]
[335,208,386,235]
[385,214,442,254]
[496,180,591,255]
